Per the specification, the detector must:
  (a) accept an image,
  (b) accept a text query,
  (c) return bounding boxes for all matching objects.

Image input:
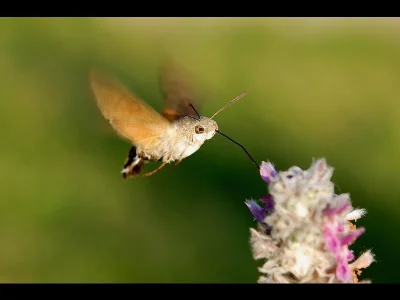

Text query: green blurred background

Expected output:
[1,17,399,283]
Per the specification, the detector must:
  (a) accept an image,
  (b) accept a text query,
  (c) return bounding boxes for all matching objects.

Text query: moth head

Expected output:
[192,117,218,142]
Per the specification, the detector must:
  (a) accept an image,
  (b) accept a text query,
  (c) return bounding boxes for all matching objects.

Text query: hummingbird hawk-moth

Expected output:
[89,63,259,179]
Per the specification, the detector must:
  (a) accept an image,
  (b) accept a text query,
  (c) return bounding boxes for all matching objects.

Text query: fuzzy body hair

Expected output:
[122,116,218,177]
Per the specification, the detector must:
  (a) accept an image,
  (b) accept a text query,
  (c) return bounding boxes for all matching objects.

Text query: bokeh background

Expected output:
[1,17,399,283]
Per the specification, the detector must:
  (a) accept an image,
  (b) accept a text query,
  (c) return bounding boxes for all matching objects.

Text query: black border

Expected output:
[0,283,398,290]
[2,3,399,17]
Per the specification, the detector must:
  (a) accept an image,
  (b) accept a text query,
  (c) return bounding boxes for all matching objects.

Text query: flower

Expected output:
[246,158,374,283]
[260,161,278,183]
[245,162,277,223]
[245,200,267,223]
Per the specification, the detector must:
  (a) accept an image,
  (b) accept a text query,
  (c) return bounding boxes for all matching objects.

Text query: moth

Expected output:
[89,63,259,179]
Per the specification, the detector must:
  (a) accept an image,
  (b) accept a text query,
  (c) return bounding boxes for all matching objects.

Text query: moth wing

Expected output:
[89,68,173,146]
[159,60,203,121]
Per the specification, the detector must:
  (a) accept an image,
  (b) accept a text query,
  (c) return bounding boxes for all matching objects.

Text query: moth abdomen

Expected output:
[138,151,163,162]
[121,146,145,179]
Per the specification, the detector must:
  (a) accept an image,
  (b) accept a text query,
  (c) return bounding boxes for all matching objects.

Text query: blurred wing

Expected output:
[89,68,173,146]
[159,61,203,121]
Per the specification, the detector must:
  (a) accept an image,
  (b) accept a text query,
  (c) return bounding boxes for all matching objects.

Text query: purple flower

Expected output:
[245,194,275,223]
[245,200,267,223]
[323,199,366,283]
[336,254,352,282]
[323,224,341,253]
[245,164,276,224]
[260,161,277,184]
[245,161,278,223]
[324,202,350,217]
[260,194,274,212]
[248,158,374,283]
[347,250,355,261]
[341,228,365,246]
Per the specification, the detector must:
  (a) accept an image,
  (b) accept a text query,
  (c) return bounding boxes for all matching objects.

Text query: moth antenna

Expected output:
[210,91,248,120]
[216,130,259,170]
[188,103,201,120]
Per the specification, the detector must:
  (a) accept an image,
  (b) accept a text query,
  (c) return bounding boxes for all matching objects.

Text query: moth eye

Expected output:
[195,125,205,134]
